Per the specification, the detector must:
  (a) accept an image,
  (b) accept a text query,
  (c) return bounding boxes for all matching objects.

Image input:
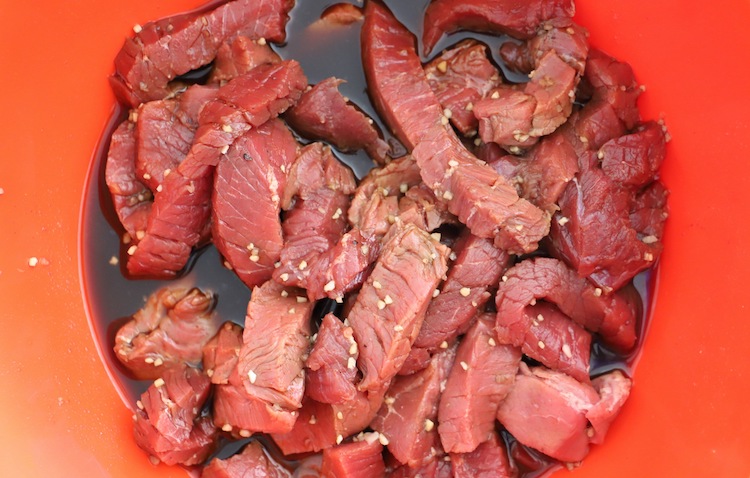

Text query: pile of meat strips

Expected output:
[106,0,668,475]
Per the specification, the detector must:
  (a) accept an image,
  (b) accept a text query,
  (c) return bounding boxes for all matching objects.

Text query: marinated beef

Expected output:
[586,370,632,444]
[450,431,516,478]
[133,366,217,466]
[212,119,298,289]
[209,36,282,85]
[398,184,456,232]
[320,435,385,478]
[500,21,589,76]
[111,0,295,106]
[201,441,291,478]
[306,313,359,405]
[599,121,667,189]
[202,321,243,385]
[583,49,642,130]
[630,180,669,239]
[421,0,575,55]
[437,315,520,453]
[285,77,389,162]
[424,39,502,135]
[115,286,218,380]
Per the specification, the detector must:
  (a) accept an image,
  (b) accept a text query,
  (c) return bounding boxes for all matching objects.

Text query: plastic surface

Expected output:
[0,0,748,476]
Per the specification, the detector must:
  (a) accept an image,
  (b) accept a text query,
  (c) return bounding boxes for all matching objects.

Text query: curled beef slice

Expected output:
[495,257,638,352]
[586,370,632,444]
[273,143,356,292]
[362,2,549,254]
[421,0,575,55]
[105,121,152,240]
[437,315,520,454]
[320,436,385,478]
[584,49,642,130]
[133,366,217,466]
[450,431,516,478]
[110,0,294,106]
[371,347,455,467]
[212,119,298,289]
[424,39,502,135]
[306,313,359,405]
[318,3,365,26]
[202,321,243,385]
[201,441,291,478]
[178,60,308,179]
[500,21,589,75]
[599,121,667,189]
[397,183,456,232]
[348,223,450,392]
[285,77,389,162]
[115,287,218,380]
[209,35,281,85]
[415,230,510,352]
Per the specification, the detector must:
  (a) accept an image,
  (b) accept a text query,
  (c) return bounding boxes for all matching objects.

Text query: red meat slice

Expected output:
[133,366,217,466]
[305,313,359,405]
[500,21,589,75]
[320,436,385,478]
[583,49,642,130]
[212,119,298,289]
[110,0,295,106]
[586,370,632,444]
[450,431,516,478]
[630,180,669,239]
[600,121,667,189]
[421,0,575,55]
[105,121,151,240]
[390,456,453,478]
[348,223,450,392]
[495,257,638,352]
[398,184,455,232]
[202,321,243,385]
[115,286,218,380]
[209,35,281,85]
[424,39,502,135]
[273,143,357,293]
[437,315,520,453]
[201,441,291,478]
[362,1,549,254]
[371,347,455,467]
[285,77,389,162]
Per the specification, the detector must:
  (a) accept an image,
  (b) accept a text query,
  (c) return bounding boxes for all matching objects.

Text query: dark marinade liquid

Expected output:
[81,0,657,475]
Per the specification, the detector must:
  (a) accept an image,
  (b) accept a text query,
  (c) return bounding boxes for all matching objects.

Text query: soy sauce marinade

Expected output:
[81,0,654,473]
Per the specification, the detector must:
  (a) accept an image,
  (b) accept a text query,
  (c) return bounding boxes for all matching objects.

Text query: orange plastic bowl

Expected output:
[1,0,749,476]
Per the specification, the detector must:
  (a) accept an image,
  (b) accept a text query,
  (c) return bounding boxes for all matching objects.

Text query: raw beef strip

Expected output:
[201,441,291,478]
[495,257,638,352]
[305,313,359,405]
[586,370,632,444]
[202,321,243,385]
[437,315,520,453]
[133,366,217,466]
[320,435,385,478]
[424,39,502,135]
[421,0,575,55]
[362,2,549,254]
[583,49,642,130]
[500,21,589,75]
[110,0,295,106]
[115,286,218,380]
[450,431,516,478]
[630,180,669,239]
[285,77,389,162]
[599,121,667,189]
[209,35,281,85]
[348,223,450,392]
[212,119,298,289]
[397,184,455,232]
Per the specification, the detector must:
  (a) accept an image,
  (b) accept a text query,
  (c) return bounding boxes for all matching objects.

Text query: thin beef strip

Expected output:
[305,313,359,405]
[495,257,638,352]
[110,0,294,107]
[201,441,291,478]
[449,431,516,478]
[397,184,455,232]
[320,435,386,478]
[273,143,357,293]
[115,286,218,380]
[437,315,521,454]
[586,370,632,444]
[285,77,389,162]
[630,180,669,239]
[362,1,549,254]
[424,39,502,136]
[348,223,450,393]
[202,321,243,385]
[599,121,667,189]
[583,49,643,130]
[421,0,575,56]
[133,366,217,466]
[208,35,281,85]
[212,119,298,289]
[500,20,589,76]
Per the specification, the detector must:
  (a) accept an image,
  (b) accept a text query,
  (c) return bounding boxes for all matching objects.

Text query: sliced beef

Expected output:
[583,49,642,130]
[390,456,453,478]
[450,431,516,478]
[201,441,291,478]
[105,120,152,240]
[371,347,455,467]
[599,121,667,189]
[306,313,359,405]
[133,366,217,466]
[424,39,502,135]
[348,223,450,392]
[630,180,669,239]
[500,21,589,76]
[362,2,549,254]
[110,0,295,106]
[202,321,243,385]
[320,436,385,478]
[212,119,298,289]
[586,370,632,444]
[495,257,638,352]
[178,60,308,179]
[285,77,389,162]
[398,183,456,232]
[437,315,520,453]
[421,0,575,55]
[209,35,281,85]
[115,286,218,380]
[273,143,357,293]
[415,231,510,352]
